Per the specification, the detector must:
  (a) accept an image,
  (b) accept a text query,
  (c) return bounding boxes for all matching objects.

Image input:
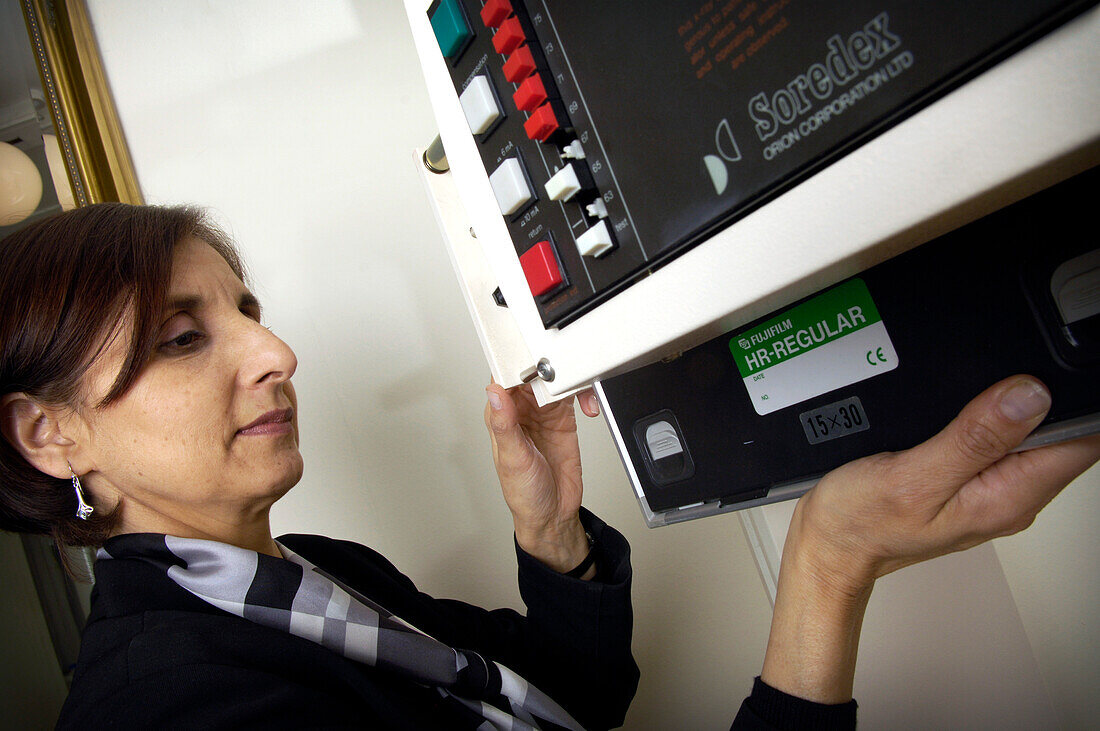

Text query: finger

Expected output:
[945,434,1100,539]
[510,384,578,434]
[577,388,600,418]
[905,375,1052,488]
[485,383,537,477]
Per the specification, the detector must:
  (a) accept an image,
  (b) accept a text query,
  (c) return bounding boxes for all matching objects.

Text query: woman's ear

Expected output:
[0,393,76,480]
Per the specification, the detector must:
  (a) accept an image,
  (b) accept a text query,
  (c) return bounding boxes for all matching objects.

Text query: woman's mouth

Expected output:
[237,408,294,436]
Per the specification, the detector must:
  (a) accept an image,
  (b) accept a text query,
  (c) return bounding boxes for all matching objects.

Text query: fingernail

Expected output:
[999,379,1051,422]
[487,389,502,411]
[586,393,599,415]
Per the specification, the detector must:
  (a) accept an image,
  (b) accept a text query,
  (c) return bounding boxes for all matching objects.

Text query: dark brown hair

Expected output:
[0,203,245,548]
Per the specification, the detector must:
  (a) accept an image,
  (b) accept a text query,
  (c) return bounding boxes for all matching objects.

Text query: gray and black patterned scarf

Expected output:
[98,534,584,731]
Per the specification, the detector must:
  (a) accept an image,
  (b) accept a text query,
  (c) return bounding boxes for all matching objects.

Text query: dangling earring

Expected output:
[69,462,93,520]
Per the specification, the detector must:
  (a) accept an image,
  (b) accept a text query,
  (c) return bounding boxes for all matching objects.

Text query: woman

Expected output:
[2,203,1097,729]
[0,204,634,729]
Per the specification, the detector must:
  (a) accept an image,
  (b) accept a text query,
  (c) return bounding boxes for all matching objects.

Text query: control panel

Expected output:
[425,0,1095,330]
[426,0,637,329]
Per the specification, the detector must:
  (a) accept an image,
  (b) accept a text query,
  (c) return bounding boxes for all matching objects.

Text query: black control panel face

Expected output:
[600,166,1100,514]
[429,0,1094,328]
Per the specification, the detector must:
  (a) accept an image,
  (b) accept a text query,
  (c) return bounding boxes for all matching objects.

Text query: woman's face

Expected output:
[69,236,302,537]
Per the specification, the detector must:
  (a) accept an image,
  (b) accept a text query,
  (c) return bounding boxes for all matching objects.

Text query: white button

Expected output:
[545,164,582,202]
[575,220,614,258]
[459,76,500,135]
[489,158,533,215]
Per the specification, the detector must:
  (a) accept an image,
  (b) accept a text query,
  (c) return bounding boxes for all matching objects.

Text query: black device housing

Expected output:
[598,167,1100,524]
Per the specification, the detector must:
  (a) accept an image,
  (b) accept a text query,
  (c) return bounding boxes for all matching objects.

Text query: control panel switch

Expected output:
[489,157,534,215]
[513,74,548,112]
[459,75,501,134]
[562,140,586,159]
[429,0,472,59]
[492,16,526,55]
[524,102,561,142]
[585,199,609,219]
[502,46,537,83]
[519,240,564,297]
[545,164,582,202]
[575,220,615,258]
[480,0,512,28]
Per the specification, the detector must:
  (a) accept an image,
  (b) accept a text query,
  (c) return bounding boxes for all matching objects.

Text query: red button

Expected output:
[480,0,512,29]
[519,240,563,297]
[513,74,548,112]
[524,103,560,141]
[492,16,525,55]
[502,45,536,83]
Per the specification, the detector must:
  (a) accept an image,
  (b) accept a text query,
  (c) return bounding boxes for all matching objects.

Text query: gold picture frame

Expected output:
[20,0,142,205]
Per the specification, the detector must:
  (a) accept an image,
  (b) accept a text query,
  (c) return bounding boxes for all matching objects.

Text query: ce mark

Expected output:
[866,347,888,366]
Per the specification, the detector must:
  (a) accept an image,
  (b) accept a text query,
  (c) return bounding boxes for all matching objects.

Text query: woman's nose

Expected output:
[237,318,297,388]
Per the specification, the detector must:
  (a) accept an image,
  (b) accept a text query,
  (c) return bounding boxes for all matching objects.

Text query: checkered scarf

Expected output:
[98,534,585,730]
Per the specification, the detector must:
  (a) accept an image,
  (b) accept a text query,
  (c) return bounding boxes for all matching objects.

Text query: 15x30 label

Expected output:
[729,279,898,415]
[800,396,871,445]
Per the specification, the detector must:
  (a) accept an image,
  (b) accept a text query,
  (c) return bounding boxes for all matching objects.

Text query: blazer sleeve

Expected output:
[281,509,638,730]
[427,509,638,730]
[511,508,639,729]
[730,677,858,730]
[303,509,637,730]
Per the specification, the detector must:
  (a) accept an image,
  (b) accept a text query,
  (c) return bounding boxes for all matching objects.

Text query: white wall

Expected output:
[994,462,1100,730]
[83,3,1099,729]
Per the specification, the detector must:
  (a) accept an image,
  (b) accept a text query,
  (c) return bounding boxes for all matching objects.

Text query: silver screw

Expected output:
[536,358,555,382]
[519,358,555,383]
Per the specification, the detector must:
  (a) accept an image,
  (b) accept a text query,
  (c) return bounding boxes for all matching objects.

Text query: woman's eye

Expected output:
[160,330,205,352]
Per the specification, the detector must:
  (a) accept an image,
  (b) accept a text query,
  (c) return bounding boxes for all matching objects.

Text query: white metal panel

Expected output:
[416,150,537,387]
[405,2,1100,402]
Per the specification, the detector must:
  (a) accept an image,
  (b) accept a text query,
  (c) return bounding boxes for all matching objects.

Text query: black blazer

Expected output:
[57,511,639,730]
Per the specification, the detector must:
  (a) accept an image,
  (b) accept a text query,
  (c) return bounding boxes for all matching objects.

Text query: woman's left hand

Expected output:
[484,382,601,574]
[760,375,1100,704]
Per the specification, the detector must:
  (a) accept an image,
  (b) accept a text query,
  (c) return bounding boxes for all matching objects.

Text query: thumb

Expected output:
[908,375,1051,488]
[485,384,537,478]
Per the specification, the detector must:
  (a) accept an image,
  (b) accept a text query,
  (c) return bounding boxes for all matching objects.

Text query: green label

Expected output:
[729,279,882,377]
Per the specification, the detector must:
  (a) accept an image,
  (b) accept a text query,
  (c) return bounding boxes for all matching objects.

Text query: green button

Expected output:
[430,0,472,58]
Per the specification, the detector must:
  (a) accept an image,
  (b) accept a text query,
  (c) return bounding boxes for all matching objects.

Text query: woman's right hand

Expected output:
[484,382,601,575]
[760,375,1100,704]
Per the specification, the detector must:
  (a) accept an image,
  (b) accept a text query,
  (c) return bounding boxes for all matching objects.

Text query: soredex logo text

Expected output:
[749,12,901,142]
[703,11,905,195]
